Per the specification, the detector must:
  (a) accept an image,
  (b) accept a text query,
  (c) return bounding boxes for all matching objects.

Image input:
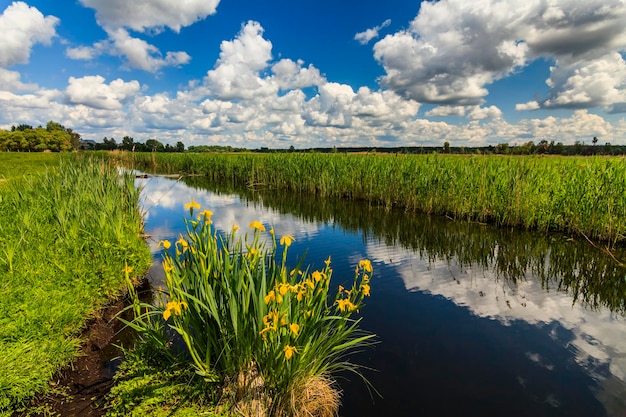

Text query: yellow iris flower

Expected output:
[283,345,298,360]
[250,221,266,231]
[184,199,201,211]
[280,235,294,247]
[359,259,373,273]
[163,300,188,320]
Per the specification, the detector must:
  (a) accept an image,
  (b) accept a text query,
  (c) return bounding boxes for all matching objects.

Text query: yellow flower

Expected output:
[264,290,276,304]
[324,256,331,267]
[248,248,258,258]
[198,209,213,223]
[283,345,298,360]
[280,235,294,247]
[162,259,174,273]
[158,240,172,250]
[361,283,371,297]
[359,259,373,273]
[232,223,239,232]
[289,323,300,336]
[336,298,356,312]
[278,283,290,296]
[250,221,266,232]
[163,300,188,320]
[184,198,201,211]
[312,271,323,282]
[122,264,133,274]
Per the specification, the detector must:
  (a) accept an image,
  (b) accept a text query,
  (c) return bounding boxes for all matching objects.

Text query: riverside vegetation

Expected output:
[114,203,376,416]
[118,152,626,246]
[0,155,151,415]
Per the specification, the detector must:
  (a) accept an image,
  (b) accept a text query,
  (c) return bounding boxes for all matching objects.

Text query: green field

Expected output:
[118,152,626,245]
[0,154,151,414]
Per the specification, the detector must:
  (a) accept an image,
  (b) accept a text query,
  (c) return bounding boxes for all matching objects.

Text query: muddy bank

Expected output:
[23,279,152,417]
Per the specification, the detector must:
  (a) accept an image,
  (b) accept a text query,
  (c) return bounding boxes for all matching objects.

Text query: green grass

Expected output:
[117,152,626,245]
[0,155,151,414]
[0,152,65,181]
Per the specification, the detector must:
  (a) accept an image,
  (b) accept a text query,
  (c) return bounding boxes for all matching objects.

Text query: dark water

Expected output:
[137,174,626,417]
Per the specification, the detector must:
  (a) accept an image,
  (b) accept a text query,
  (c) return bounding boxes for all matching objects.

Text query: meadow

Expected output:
[118,152,626,246]
[0,154,151,415]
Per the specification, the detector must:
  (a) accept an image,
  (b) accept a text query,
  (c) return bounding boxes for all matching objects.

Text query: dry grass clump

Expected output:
[234,368,340,417]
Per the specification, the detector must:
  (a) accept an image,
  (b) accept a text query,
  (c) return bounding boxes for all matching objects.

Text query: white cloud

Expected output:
[65,40,109,60]
[426,105,502,120]
[0,68,37,92]
[271,59,325,90]
[108,28,190,71]
[65,75,140,110]
[354,19,391,45]
[78,0,219,33]
[0,2,59,67]
[516,101,541,111]
[373,0,626,108]
[204,21,276,100]
[543,52,626,110]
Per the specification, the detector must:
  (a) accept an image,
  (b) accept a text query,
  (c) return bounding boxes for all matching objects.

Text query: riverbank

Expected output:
[0,154,151,415]
[115,152,626,245]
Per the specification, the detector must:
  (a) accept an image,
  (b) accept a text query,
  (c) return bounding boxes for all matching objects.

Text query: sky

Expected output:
[1,0,626,148]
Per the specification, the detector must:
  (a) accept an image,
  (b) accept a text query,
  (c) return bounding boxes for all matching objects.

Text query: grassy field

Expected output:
[0,152,65,181]
[117,152,626,245]
[0,154,151,415]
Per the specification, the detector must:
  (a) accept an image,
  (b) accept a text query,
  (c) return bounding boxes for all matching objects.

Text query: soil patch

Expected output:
[23,279,151,417]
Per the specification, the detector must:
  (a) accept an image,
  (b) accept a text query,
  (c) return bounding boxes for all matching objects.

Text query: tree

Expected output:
[46,120,65,132]
[121,136,135,151]
[592,136,598,146]
[176,141,185,152]
[145,138,164,152]
[443,141,451,154]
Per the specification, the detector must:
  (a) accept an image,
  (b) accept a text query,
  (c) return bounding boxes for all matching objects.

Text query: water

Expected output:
[137,174,626,417]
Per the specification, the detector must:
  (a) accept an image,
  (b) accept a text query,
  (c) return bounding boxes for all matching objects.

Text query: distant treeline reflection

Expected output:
[183,176,626,315]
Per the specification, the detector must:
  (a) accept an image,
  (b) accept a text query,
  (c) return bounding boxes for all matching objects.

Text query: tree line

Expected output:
[91,136,186,153]
[0,122,80,152]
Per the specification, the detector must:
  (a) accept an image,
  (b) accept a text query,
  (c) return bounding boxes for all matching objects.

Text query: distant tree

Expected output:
[121,136,135,151]
[176,141,185,152]
[146,138,164,152]
[592,136,598,146]
[15,124,33,131]
[46,120,65,132]
[443,141,451,154]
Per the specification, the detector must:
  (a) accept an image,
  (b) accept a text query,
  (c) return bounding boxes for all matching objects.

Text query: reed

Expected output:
[116,152,626,245]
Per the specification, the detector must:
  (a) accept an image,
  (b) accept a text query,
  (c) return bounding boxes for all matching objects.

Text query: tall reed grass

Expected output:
[0,156,151,413]
[123,203,375,416]
[117,152,626,245]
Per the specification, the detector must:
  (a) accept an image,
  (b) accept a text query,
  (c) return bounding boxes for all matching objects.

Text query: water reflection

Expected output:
[138,174,626,417]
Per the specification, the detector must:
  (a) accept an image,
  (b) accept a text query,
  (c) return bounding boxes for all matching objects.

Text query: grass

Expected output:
[0,152,64,182]
[0,154,151,414]
[116,152,626,245]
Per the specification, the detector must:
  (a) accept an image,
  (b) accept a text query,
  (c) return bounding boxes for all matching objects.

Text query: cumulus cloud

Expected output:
[354,19,391,45]
[542,52,626,110]
[0,68,37,92]
[516,101,541,111]
[372,0,626,110]
[78,0,219,33]
[426,105,502,120]
[204,21,276,100]
[108,29,190,71]
[0,2,59,67]
[65,75,140,110]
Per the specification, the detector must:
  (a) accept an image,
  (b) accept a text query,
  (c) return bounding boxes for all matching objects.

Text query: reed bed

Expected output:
[119,152,626,245]
[0,156,151,414]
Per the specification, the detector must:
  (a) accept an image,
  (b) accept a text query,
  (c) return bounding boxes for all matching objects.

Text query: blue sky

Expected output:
[1,0,626,148]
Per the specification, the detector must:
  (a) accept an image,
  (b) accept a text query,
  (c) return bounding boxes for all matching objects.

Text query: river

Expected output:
[137,174,626,417]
